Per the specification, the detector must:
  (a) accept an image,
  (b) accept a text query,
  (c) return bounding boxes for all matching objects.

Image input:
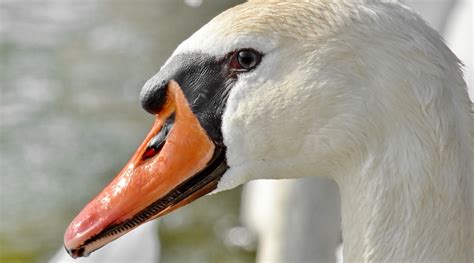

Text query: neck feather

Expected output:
[338,114,473,262]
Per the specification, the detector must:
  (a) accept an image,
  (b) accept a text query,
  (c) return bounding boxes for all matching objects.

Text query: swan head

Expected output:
[64,0,468,258]
[173,0,378,190]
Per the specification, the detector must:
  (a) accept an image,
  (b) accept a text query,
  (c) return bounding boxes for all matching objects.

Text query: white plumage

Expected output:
[172,0,473,261]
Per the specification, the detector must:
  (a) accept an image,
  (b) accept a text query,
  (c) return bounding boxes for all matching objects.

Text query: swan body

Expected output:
[65,1,473,262]
[242,178,341,262]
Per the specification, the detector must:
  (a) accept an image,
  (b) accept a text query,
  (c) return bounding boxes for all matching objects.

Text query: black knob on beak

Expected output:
[140,78,168,115]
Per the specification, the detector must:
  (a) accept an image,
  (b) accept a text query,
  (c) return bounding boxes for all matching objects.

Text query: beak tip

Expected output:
[63,226,79,258]
[64,204,107,247]
[64,245,86,259]
[64,223,75,247]
[63,212,95,257]
[64,224,90,258]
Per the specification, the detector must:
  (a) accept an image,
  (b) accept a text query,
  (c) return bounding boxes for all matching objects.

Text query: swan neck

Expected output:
[338,131,473,262]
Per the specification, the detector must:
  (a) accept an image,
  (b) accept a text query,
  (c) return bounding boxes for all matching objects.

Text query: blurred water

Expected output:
[0,1,254,262]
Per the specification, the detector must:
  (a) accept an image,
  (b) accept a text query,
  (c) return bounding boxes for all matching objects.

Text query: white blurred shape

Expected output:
[402,0,457,31]
[224,226,256,251]
[444,0,473,101]
[184,0,203,8]
[242,178,341,263]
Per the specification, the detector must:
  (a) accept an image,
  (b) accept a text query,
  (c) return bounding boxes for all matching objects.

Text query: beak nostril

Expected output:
[143,147,159,160]
[143,128,167,161]
[143,113,175,161]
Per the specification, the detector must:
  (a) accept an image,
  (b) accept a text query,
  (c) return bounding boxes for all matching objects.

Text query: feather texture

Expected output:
[169,0,473,261]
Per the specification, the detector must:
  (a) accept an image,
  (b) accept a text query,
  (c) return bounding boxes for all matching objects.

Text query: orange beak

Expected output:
[64,81,227,257]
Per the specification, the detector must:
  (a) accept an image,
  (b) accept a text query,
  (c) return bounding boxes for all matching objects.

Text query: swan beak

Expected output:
[64,80,227,258]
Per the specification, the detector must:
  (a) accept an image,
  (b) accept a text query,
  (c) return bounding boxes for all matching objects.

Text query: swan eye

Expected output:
[229,49,262,72]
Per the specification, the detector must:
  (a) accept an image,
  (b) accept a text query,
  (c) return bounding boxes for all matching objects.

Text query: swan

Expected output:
[64,0,473,262]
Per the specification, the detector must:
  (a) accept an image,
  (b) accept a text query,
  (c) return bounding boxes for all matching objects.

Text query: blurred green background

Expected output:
[0,1,258,262]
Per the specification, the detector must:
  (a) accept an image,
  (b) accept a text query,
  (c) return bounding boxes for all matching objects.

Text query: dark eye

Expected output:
[229,49,262,71]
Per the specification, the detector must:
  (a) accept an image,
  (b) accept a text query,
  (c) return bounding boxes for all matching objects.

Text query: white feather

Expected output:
[171,0,473,261]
